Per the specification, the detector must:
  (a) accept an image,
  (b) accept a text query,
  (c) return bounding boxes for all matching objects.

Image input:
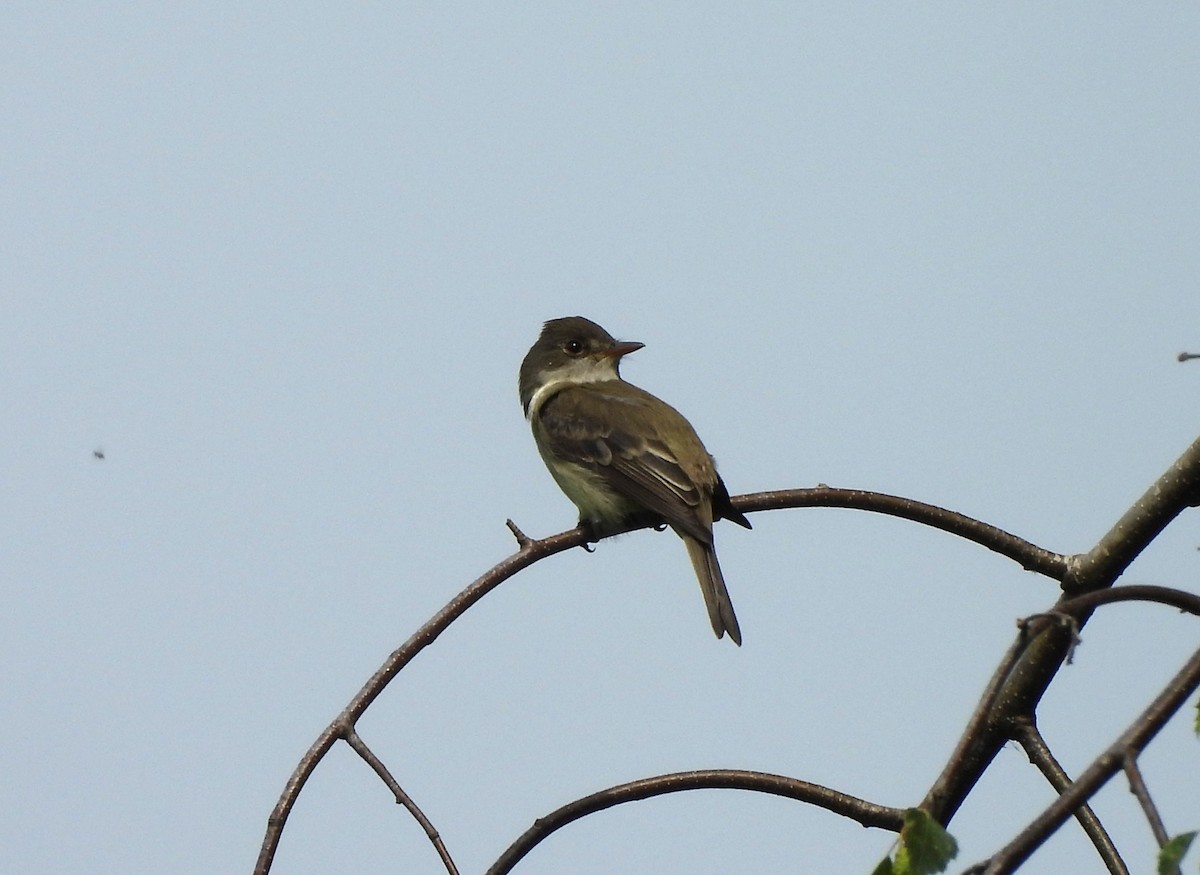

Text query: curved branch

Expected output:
[256,484,1068,873]
[486,770,905,875]
[1057,584,1200,619]
[736,488,1068,579]
[257,459,1196,874]
[925,582,1200,832]
[254,525,591,875]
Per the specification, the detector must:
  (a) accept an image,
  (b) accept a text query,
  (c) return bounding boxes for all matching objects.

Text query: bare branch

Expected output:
[921,623,1036,816]
[344,729,461,875]
[257,726,341,875]
[970,644,1200,874]
[1064,435,1200,594]
[1123,758,1172,851]
[504,518,532,548]
[1178,352,1200,362]
[254,525,592,875]
[1057,584,1200,619]
[486,770,905,875]
[257,441,1200,874]
[737,487,1068,579]
[924,435,1200,827]
[922,614,1078,822]
[1011,719,1126,875]
[258,484,1072,873]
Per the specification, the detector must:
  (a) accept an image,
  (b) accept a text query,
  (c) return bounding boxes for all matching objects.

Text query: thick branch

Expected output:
[486,770,904,875]
[969,645,1200,874]
[921,614,1076,820]
[1063,436,1200,593]
[923,435,1200,826]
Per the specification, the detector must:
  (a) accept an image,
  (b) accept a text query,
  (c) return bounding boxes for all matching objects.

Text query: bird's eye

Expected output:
[564,339,585,356]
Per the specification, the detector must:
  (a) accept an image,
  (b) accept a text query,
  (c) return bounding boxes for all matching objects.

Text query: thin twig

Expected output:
[1123,758,1171,850]
[1011,719,1126,875]
[254,524,592,875]
[504,518,532,549]
[345,728,461,875]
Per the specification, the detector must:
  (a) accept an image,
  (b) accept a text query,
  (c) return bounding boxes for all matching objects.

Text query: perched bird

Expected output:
[519,316,751,644]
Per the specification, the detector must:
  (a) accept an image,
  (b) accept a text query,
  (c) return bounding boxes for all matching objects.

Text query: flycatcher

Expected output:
[519,316,751,645]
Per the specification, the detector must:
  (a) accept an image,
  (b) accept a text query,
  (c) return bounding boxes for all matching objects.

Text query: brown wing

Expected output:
[537,383,716,544]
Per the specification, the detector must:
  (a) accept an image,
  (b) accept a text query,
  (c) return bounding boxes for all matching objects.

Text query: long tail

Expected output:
[682,535,742,646]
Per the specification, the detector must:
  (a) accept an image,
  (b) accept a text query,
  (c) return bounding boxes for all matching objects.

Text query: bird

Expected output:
[519,316,751,644]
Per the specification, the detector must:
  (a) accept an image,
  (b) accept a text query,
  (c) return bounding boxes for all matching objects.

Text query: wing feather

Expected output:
[537,383,715,543]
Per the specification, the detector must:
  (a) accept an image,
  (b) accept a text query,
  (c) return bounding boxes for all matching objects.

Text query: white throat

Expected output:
[525,358,620,419]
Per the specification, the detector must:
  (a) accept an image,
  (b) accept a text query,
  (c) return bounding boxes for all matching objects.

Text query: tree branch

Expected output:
[923,435,1200,826]
[1057,584,1200,619]
[344,728,460,875]
[485,770,905,875]
[1123,758,1172,851]
[254,525,590,875]
[737,487,1067,579]
[967,644,1200,874]
[1011,718,1126,875]
[255,441,1200,874]
[1063,436,1200,594]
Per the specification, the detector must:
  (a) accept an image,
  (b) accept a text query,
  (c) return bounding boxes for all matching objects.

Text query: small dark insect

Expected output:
[93,449,105,460]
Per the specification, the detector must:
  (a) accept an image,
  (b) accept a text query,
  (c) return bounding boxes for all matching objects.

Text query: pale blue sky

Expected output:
[3,4,1198,873]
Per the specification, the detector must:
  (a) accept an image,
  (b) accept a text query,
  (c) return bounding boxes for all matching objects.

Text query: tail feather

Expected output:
[682,535,742,646]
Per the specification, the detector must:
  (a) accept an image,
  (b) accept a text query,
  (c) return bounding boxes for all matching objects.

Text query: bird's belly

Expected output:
[541,454,638,526]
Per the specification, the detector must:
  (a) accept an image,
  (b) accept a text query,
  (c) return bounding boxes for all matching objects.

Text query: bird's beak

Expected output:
[602,340,645,360]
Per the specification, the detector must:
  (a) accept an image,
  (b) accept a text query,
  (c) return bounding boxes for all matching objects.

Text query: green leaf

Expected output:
[869,858,895,875]
[1193,697,1199,735]
[1157,830,1196,875]
[876,809,958,875]
[902,808,958,875]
